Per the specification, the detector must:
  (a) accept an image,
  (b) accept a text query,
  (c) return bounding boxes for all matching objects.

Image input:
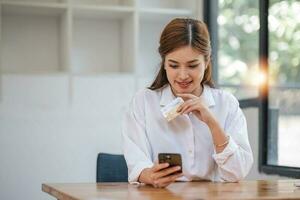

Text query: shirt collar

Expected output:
[159,84,176,106]
[201,84,216,107]
[159,84,215,107]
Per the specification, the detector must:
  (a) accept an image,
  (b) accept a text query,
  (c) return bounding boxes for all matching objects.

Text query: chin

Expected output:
[174,87,194,94]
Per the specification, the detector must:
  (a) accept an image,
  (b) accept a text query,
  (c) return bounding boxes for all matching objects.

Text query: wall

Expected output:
[0,74,134,200]
[243,108,282,180]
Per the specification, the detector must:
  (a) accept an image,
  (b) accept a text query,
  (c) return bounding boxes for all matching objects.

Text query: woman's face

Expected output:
[164,46,207,96]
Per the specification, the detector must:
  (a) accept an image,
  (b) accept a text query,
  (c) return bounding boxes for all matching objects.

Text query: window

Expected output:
[263,0,300,176]
[204,0,300,177]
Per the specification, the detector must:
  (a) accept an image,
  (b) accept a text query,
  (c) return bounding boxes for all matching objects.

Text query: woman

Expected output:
[122,18,253,188]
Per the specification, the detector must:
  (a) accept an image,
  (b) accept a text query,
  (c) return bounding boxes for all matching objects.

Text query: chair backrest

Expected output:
[96,153,128,182]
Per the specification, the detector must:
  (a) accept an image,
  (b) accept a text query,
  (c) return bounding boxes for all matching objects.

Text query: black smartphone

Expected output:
[158,153,182,173]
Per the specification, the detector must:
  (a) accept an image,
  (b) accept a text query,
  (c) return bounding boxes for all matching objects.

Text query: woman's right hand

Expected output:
[138,163,183,188]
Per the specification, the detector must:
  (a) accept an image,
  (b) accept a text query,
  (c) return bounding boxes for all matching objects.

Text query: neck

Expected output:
[192,84,204,97]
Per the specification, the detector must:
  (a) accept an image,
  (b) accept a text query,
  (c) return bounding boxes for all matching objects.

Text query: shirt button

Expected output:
[188,150,193,154]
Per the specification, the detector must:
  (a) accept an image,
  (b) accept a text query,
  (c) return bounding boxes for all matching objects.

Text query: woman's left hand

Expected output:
[176,93,215,125]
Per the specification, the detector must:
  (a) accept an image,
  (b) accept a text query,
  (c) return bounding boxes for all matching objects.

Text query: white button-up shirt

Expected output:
[122,84,253,183]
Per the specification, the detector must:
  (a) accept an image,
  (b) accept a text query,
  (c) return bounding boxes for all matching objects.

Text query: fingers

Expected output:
[177,99,198,114]
[151,163,169,173]
[157,172,183,185]
[150,165,182,188]
[181,104,199,115]
[154,166,181,179]
[153,173,183,188]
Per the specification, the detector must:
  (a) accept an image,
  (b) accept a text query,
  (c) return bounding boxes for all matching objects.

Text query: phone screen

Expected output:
[158,153,182,173]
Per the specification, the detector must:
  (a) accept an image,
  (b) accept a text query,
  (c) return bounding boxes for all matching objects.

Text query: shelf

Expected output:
[0,0,202,103]
[71,72,134,77]
[1,1,67,16]
[71,72,134,76]
[139,8,194,21]
[137,0,197,10]
[71,14,135,74]
[72,5,134,19]
[2,0,66,3]
[137,19,169,76]
[72,0,134,7]
[0,71,69,76]
[0,2,69,74]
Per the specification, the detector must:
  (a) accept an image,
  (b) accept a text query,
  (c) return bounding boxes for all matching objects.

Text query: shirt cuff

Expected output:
[212,136,239,166]
[128,161,153,183]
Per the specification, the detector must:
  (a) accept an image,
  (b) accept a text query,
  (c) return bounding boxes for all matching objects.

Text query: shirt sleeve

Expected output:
[212,94,254,182]
[122,91,153,183]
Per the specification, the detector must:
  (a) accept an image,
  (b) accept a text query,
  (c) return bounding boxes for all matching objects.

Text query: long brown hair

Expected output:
[149,18,215,90]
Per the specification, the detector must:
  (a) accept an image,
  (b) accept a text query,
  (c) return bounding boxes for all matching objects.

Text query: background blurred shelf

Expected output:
[0,0,202,100]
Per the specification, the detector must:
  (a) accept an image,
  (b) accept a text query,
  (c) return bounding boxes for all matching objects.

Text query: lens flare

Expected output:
[251,71,267,86]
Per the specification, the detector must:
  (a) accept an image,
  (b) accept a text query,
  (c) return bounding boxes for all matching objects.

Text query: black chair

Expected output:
[96,153,128,182]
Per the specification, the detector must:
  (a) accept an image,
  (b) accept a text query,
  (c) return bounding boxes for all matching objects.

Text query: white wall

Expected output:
[0,74,135,200]
[243,108,283,180]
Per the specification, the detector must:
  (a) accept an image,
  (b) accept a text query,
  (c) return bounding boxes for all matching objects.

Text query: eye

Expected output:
[169,64,178,68]
[189,64,199,68]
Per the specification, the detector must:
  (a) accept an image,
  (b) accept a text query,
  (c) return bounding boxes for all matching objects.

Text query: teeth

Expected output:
[179,82,190,85]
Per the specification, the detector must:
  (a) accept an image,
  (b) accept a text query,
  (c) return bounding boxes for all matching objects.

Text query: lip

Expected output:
[176,81,192,88]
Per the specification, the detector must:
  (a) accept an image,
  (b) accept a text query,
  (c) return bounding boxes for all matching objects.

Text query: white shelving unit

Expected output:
[0,0,203,101]
[72,6,135,74]
[1,1,69,73]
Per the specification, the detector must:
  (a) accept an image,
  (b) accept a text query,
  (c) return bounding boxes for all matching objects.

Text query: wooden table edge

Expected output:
[42,183,80,200]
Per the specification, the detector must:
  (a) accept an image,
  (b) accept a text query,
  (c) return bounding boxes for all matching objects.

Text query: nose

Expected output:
[178,68,189,80]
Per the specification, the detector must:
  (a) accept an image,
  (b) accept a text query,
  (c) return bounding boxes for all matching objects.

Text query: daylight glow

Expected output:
[251,70,267,86]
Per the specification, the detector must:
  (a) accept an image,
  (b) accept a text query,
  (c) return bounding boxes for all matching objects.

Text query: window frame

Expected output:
[204,0,300,178]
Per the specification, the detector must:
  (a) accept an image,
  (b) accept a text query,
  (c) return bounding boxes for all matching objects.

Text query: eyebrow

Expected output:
[168,59,199,64]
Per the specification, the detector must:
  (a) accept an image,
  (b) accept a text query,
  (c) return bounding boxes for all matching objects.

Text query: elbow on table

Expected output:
[221,155,254,183]
[234,150,254,181]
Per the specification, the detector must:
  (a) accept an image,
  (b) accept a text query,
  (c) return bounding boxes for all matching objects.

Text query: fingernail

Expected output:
[176,166,181,170]
[165,163,169,167]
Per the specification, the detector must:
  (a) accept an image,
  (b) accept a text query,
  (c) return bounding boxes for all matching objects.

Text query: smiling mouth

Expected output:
[177,81,192,87]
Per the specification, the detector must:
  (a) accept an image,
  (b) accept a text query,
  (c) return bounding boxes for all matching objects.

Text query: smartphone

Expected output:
[158,153,182,173]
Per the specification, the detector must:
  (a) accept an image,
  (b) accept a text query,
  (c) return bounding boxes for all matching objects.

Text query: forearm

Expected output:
[207,117,228,153]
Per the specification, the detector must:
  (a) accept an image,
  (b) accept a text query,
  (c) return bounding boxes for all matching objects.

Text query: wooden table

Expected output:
[42,180,300,200]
